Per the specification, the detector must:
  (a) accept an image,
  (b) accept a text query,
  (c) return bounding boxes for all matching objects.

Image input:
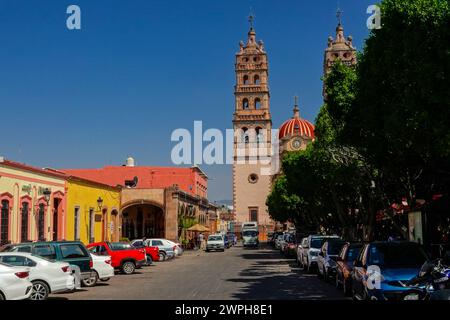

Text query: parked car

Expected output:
[0,262,32,300]
[296,237,309,266]
[335,242,363,296]
[81,253,115,287]
[144,239,176,261]
[270,232,284,247]
[227,233,237,246]
[317,239,347,281]
[274,234,284,249]
[282,234,297,258]
[0,252,75,300]
[87,242,146,275]
[130,239,161,264]
[224,234,231,249]
[301,235,341,273]
[352,241,429,300]
[206,234,225,252]
[164,239,184,256]
[1,241,93,286]
[279,233,292,253]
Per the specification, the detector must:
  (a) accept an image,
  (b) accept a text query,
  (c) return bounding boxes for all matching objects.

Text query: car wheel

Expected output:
[121,261,136,274]
[159,252,166,261]
[0,292,4,300]
[30,280,50,301]
[82,272,98,287]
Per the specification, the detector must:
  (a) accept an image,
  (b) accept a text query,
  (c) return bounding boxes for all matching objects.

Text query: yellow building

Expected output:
[0,159,67,245]
[65,176,121,245]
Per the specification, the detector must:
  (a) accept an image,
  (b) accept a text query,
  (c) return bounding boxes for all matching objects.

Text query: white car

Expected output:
[0,252,75,300]
[82,253,115,287]
[164,240,183,256]
[206,234,225,252]
[0,262,33,300]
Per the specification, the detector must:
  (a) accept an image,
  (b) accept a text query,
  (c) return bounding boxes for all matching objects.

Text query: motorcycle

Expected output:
[403,259,450,300]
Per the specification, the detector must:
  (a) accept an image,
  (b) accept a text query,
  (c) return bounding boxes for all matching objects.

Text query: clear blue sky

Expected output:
[0,0,374,201]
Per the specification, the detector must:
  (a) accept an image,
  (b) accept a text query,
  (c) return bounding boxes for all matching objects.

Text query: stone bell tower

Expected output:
[323,9,357,97]
[232,15,273,235]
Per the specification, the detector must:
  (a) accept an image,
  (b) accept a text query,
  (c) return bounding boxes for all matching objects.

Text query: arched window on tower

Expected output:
[243,75,249,85]
[254,75,260,85]
[241,127,249,144]
[256,127,264,144]
[255,98,261,110]
[242,98,249,110]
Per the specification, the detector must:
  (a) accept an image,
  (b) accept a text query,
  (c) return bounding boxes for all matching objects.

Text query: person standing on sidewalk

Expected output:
[199,233,205,250]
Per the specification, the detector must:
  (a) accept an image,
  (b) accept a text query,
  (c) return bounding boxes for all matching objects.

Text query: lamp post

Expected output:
[97,197,104,211]
[43,188,52,205]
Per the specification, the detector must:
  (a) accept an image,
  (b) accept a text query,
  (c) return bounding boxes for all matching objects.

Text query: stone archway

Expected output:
[121,201,165,240]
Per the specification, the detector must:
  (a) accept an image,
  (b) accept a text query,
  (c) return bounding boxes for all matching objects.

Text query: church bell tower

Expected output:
[232,15,273,234]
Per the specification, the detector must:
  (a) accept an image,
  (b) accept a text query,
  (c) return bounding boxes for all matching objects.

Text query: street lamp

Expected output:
[43,188,51,205]
[97,197,104,210]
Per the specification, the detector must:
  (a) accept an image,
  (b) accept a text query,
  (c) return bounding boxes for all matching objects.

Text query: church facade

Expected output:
[232,16,357,236]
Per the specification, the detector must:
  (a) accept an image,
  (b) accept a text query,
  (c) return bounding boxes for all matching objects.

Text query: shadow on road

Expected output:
[227,247,347,300]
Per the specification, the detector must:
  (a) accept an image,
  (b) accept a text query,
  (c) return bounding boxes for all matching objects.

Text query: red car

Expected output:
[130,240,160,263]
[87,242,146,275]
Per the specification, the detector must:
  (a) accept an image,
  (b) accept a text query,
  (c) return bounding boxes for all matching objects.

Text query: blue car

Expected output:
[352,241,429,300]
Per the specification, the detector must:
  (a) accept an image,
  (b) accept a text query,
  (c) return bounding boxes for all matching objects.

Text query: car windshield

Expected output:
[310,238,324,249]
[208,236,222,241]
[328,241,346,255]
[369,243,428,268]
[243,231,257,237]
[346,246,362,262]
[110,242,132,250]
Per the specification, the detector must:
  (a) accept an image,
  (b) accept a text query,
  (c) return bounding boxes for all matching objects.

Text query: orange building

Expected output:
[62,159,214,241]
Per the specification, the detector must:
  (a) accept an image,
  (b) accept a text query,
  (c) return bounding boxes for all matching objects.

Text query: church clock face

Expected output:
[292,138,302,150]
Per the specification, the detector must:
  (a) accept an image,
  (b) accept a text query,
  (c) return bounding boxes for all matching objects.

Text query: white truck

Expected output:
[241,222,259,248]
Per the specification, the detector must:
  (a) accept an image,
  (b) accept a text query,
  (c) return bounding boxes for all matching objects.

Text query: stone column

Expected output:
[164,187,179,242]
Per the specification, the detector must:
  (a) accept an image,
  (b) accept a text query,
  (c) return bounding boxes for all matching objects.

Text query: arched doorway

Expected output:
[121,202,164,240]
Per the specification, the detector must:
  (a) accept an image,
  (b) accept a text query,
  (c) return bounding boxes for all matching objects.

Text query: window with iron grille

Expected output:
[1,200,9,244]
[38,203,45,241]
[21,202,29,242]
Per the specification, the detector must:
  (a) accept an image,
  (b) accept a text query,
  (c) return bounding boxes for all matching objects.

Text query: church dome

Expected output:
[278,98,315,140]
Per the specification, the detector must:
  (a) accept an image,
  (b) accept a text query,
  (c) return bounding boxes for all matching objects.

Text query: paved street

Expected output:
[53,245,347,300]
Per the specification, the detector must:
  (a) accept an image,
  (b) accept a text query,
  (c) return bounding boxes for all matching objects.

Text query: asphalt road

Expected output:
[52,244,348,300]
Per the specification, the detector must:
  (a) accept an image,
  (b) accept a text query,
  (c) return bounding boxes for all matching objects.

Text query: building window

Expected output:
[1,200,10,245]
[255,98,261,109]
[254,75,260,84]
[241,128,249,144]
[248,174,259,184]
[74,207,80,241]
[89,208,95,243]
[21,202,29,242]
[249,208,258,222]
[243,75,249,85]
[38,203,45,241]
[242,98,249,110]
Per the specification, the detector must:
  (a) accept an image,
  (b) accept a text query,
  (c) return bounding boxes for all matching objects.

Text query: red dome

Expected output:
[279,117,315,140]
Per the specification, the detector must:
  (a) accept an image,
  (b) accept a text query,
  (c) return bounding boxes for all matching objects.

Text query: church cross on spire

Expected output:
[336,7,343,26]
[248,7,255,30]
